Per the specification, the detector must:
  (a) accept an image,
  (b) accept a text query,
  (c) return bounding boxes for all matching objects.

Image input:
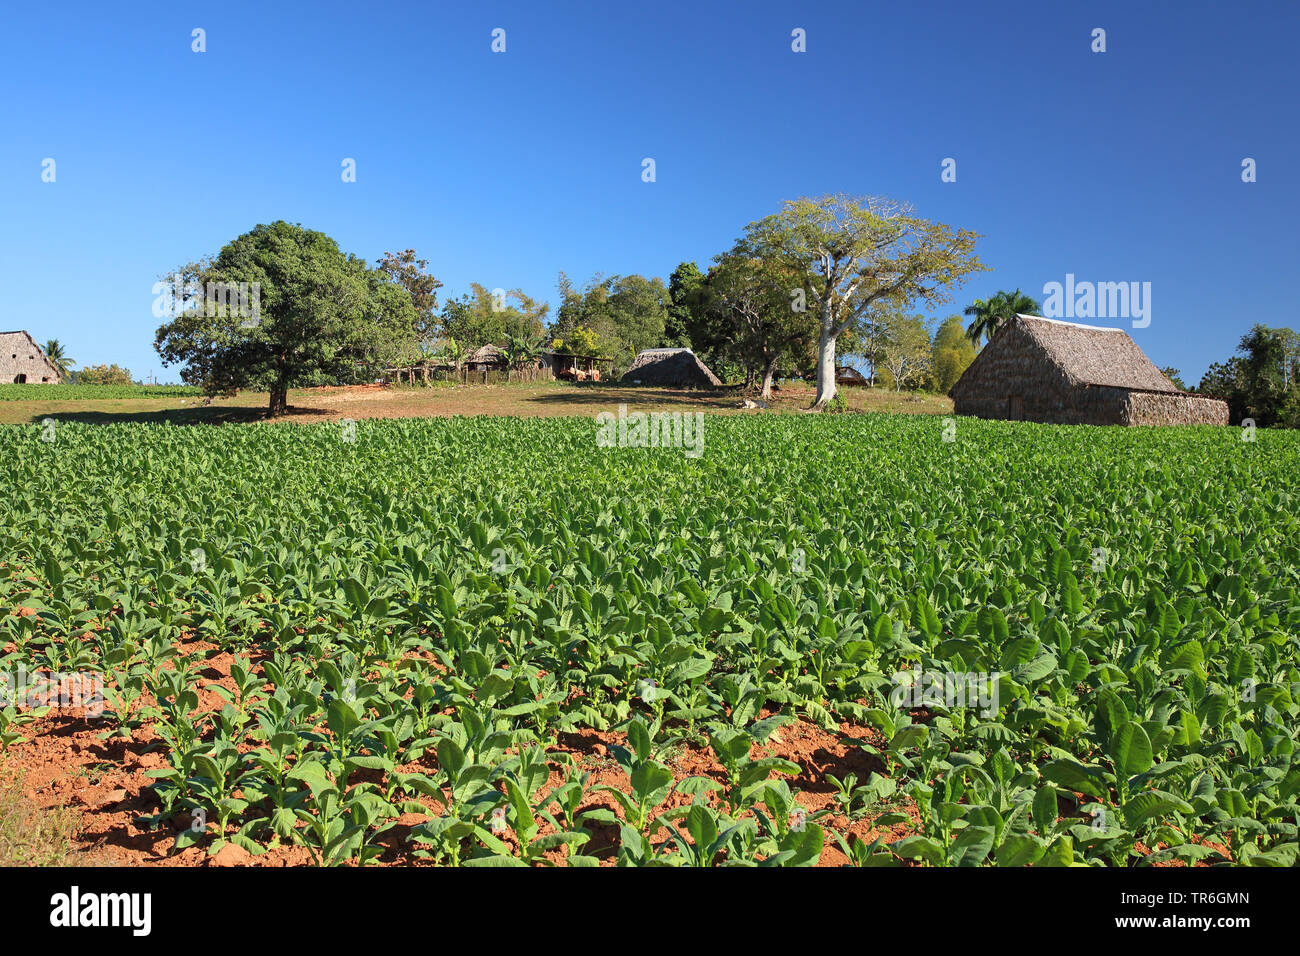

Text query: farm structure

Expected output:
[622,348,722,388]
[544,351,609,382]
[949,315,1229,426]
[465,344,508,372]
[381,348,611,385]
[1,331,61,383]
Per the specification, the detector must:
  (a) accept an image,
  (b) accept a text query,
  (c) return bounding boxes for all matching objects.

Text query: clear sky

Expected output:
[2,0,1296,384]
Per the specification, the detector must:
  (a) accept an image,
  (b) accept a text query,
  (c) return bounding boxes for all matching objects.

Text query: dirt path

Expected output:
[1,382,951,426]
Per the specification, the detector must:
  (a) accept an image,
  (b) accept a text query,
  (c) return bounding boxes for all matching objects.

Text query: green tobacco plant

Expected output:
[1,415,1297,866]
[706,716,799,814]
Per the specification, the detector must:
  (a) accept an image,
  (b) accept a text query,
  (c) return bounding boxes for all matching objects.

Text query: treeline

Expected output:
[665,276,986,396]
[1192,324,1300,427]
[424,269,983,396]
[35,340,169,387]
[74,363,136,385]
[439,196,987,401]
[156,197,987,415]
[435,273,675,372]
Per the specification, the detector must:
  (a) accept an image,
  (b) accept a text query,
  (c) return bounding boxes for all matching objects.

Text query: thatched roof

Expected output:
[465,344,506,366]
[621,348,721,388]
[950,315,1227,426]
[955,315,1181,396]
[1013,315,1180,393]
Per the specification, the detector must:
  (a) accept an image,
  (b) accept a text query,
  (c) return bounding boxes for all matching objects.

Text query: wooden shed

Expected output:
[544,351,609,381]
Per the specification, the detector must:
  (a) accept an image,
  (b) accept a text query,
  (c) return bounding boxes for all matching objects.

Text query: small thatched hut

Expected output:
[622,348,721,388]
[950,315,1228,426]
[465,344,508,371]
[1,331,60,383]
[836,365,868,386]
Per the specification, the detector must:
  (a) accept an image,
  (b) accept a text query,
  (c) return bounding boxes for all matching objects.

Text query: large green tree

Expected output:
[155,221,417,417]
[376,249,443,358]
[1195,324,1300,426]
[931,314,976,392]
[665,261,704,348]
[709,248,814,397]
[551,273,669,368]
[439,283,549,352]
[666,265,735,378]
[736,195,985,408]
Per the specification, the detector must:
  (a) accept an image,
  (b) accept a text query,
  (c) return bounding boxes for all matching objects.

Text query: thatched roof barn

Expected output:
[465,344,508,371]
[622,348,721,388]
[950,315,1228,426]
[1,331,60,383]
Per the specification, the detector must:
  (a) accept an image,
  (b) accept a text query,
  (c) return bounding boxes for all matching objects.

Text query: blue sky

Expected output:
[1,0,1296,384]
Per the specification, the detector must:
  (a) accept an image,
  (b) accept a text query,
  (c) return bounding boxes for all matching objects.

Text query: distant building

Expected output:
[464,344,508,371]
[950,315,1228,426]
[1,331,60,383]
[543,350,609,381]
[836,365,868,386]
[621,348,721,388]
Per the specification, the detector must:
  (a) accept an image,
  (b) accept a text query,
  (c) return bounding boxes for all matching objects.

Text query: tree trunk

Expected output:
[813,328,837,408]
[269,382,288,418]
[759,356,779,400]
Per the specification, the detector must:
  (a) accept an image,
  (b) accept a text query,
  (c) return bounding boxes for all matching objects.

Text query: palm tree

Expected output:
[42,339,74,381]
[964,290,1040,347]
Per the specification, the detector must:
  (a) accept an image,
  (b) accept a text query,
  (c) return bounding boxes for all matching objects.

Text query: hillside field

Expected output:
[1,413,1297,866]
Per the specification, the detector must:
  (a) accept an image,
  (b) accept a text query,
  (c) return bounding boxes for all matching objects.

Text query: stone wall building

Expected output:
[0,331,61,384]
[949,315,1228,426]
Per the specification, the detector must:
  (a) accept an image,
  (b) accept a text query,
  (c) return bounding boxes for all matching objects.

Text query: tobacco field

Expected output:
[0,383,204,401]
[1,414,1298,866]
